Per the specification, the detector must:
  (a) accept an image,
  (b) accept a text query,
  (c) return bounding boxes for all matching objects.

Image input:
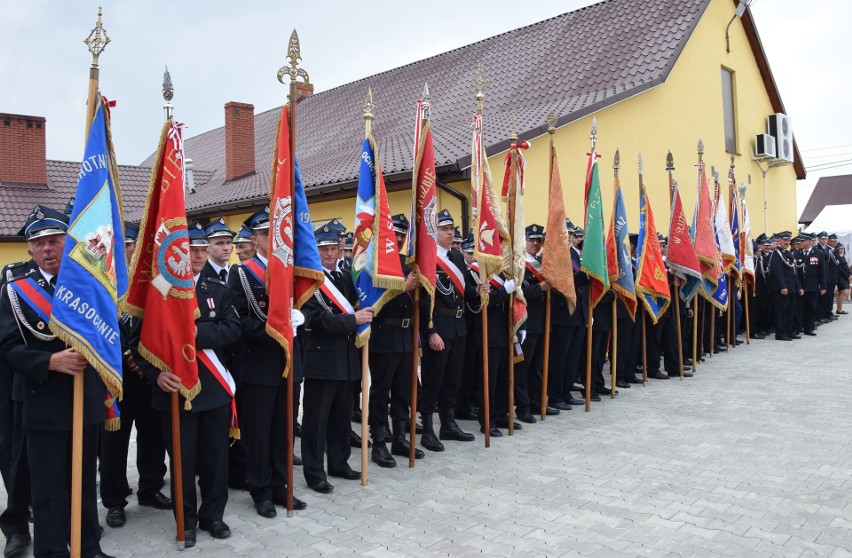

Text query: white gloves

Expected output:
[517,330,527,345]
[291,308,305,328]
[504,279,516,294]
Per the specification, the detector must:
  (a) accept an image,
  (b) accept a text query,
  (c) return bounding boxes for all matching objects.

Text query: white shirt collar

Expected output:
[208,260,227,275]
[194,273,200,285]
[256,253,268,266]
[437,245,449,258]
[39,268,55,284]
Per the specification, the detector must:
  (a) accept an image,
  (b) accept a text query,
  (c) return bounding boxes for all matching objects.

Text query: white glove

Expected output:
[504,279,516,294]
[291,308,305,328]
[518,330,527,345]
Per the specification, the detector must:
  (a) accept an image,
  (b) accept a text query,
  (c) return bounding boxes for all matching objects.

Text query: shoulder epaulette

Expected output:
[2,262,29,284]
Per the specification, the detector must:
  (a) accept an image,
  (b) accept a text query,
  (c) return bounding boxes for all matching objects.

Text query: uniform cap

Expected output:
[315,225,339,246]
[343,232,354,249]
[436,209,454,227]
[124,222,140,244]
[391,213,409,234]
[233,225,253,244]
[205,217,235,239]
[18,205,69,240]
[188,221,210,246]
[453,227,463,243]
[525,224,544,239]
[244,206,270,231]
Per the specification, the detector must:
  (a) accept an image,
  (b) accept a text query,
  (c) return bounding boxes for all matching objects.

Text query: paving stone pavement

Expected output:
[5,317,852,557]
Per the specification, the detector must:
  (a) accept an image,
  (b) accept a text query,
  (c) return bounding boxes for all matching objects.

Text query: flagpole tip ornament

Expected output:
[472,65,487,113]
[613,149,620,172]
[363,87,375,136]
[277,29,310,86]
[84,7,110,68]
[637,153,643,175]
[162,66,174,102]
[590,118,598,149]
[739,182,748,197]
[421,83,429,102]
[666,151,674,172]
[546,113,557,134]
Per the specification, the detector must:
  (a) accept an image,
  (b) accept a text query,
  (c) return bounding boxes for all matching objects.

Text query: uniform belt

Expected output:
[434,306,464,318]
[375,316,412,328]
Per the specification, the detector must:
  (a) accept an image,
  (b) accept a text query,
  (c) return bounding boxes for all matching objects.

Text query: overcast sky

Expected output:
[1,0,850,216]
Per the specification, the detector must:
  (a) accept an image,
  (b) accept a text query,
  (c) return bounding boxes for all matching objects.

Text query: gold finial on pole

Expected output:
[546,113,557,135]
[472,65,487,114]
[363,87,375,138]
[729,154,736,181]
[163,66,174,120]
[666,150,674,173]
[419,83,431,122]
[738,181,747,198]
[614,149,620,176]
[510,113,518,142]
[697,139,705,164]
[590,117,598,150]
[278,29,311,89]
[712,165,719,183]
[84,7,110,68]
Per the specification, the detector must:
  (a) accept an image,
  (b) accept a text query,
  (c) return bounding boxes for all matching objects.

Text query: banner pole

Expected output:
[170,393,186,548]
[611,301,617,397]
[585,288,593,411]
[410,291,420,467]
[541,292,551,420]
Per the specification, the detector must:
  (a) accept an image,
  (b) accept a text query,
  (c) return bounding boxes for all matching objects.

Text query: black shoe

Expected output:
[804,331,816,336]
[3,532,31,558]
[349,430,370,448]
[750,332,766,339]
[390,441,425,459]
[106,506,125,528]
[372,443,397,468]
[199,520,231,539]
[438,409,476,442]
[567,397,585,406]
[776,336,792,341]
[90,553,116,558]
[545,406,560,416]
[272,495,307,510]
[420,414,445,452]
[626,376,644,384]
[517,412,537,424]
[589,392,602,402]
[551,401,571,411]
[594,387,617,396]
[309,480,334,494]
[455,407,478,421]
[479,425,503,437]
[138,490,172,510]
[789,334,802,340]
[293,454,303,466]
[496,418,522,430]
[255,499,276,518]
[183,529,196,548]
[647,371,670,380]
[328,468,361,480]
[615,381,631,389]
[352,408,362,423]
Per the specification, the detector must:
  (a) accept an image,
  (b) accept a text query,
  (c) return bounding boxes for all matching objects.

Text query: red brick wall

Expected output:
[0,113,47,185]
[224,102,255,181]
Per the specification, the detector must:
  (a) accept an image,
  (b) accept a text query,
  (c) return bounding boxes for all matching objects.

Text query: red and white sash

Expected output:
[196,349,239,437]
[469,261,504,289]
[524,254,544,283]
[437,251,466,293]
[319,277,355,315]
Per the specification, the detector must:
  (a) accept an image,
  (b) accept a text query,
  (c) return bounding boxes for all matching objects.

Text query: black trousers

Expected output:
[28,425,102,558]
[99,379,166,508]
[0,402,29,538]
[301,378,352,487]
[615,318,638,381]
[801,291,819,333]
[519,332,543,412]
[160,404,230,530]
[590,329,609,390]
[772,292,794,338]
[822,284,836,318]
[547,325,584,404]
[478,346,508,425]
[368,350,412,427]
[662,315,682,374]
[457,321,480,411]
[228,389,247,487]
[240,383,290,504]
[420,335,465,415]
[646,317,665,373]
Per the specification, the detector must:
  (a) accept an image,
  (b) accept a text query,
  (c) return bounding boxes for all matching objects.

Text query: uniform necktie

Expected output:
[332,271,342,283]
[49,277,56,287]
[219,269,228,282]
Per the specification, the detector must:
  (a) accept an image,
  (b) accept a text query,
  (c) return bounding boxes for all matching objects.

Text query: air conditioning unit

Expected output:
[767,113,794,163]
[754,134,776,159]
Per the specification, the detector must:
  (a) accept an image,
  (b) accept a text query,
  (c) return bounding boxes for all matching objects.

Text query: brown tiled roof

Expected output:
[172,0,718,217]
[799,175,852,225]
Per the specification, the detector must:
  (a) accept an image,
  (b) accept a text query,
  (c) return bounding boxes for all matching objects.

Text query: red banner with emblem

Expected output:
[126,120,201,406]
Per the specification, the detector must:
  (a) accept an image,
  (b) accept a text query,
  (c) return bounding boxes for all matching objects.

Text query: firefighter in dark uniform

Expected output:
[796,233,826,336]
[228,207,307,517]
[517,224,549,422]
[233,225,256,262]
[101,222,171,530]
[203,218,235,283]
[300,226,371,494]
[419,210,478,451]
[148,222,241,547]
[768,231,799,341]
[823,233,840,322]
[0,205,112,558]
[750,234,773,338]
[456,234,481,421]
[368,214,425,468]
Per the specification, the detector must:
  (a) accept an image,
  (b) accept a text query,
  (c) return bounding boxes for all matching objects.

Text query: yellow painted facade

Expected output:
[0,0,799,268]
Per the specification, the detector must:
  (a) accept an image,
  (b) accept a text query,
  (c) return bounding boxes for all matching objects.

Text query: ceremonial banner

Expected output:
[741,193,755,285]
[503,140,529,346]
[266,105,325,375]
[704,232,729,311]
[667,181,702,302]
[126,119,200,406]
[729,181,742,285]
[713,181,737,273]
[693,163,718,285]
[540,145,576,311]
[470,114,510,293]
[606,175,637,320]
[580,155,609,309]
[405,107,438,325]
[50,97,127,400]
[635,183,670,323]
[352,134,405,347]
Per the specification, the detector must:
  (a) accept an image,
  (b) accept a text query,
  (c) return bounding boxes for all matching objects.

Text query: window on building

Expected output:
[721,68,737,154]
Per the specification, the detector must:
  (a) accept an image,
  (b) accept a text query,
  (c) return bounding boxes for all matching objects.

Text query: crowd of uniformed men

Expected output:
[0,203,849,556]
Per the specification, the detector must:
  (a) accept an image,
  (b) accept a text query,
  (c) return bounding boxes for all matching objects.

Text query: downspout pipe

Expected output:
[437,180,469,236]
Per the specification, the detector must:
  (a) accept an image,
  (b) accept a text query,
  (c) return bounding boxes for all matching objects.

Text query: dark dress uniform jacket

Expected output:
[301,271,360,382]
[798,249,826,293]
[0,260,105,430]
[371,256,414,354]
[420,248,477,340]
[769,248,798,292]
[148,275,241,412]
[522,258,545,335]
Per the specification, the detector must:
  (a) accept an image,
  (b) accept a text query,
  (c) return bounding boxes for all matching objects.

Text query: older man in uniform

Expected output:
[149,222,241,547]
[796,233,826,336]
[822,233,841,323]
[419,210,479,451]
[0,205,113,558]
[301,226,372,493]
[768,231,800,341]
[229,207,307,517]
[233,225,256,262]
[100,223,171,529]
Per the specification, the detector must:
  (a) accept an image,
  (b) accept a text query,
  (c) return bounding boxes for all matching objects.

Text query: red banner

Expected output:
[407,120,438,322]
[471,114,509,286]
[126,120,200,405]
[694,163,718,285]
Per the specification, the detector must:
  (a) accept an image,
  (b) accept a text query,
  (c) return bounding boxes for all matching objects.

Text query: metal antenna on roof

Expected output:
[163,66,174,120]
[473,65,487,115]
[363,87,375,138]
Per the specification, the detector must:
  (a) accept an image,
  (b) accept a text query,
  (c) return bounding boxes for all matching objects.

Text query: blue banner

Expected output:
[635,185,668,321]
[292,158,324,288]
[49,98,127,399]
[610,184,636,313]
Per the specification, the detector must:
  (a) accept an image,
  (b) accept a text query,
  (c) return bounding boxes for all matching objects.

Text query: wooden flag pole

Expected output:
[585,288,593,411]
[410,291,420,467]
[611,302,617,398]
[72,11,110,557]
[641,310,648,386]
[692,303,699,373]
[506,129,518,436]
[739,182,751,345]
[360,347,370,485]
[279,29,311,512]
[541,291,551,420]
[666,153,684,379]
[743,282,751,344]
